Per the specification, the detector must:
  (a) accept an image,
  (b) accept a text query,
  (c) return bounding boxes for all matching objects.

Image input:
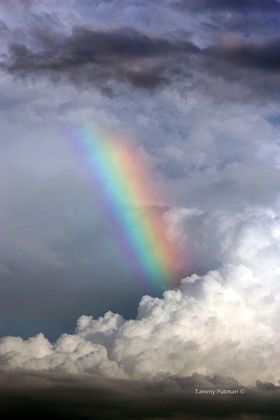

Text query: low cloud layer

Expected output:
[1,371,280,419]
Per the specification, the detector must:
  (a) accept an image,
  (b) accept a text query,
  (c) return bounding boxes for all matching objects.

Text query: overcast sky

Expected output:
[0,1,280,417]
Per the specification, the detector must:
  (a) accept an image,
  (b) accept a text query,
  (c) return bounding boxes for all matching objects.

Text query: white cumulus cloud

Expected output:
[1,207,279,386]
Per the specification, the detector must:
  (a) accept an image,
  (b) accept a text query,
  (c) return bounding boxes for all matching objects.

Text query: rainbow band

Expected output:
[72,127,180,291]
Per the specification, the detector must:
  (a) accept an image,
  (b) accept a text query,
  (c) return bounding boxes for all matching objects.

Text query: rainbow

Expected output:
[70,126,183,291]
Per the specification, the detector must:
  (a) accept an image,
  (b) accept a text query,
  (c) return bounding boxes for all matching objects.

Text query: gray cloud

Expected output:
[172,0,280,48]
[1,25,199,90]
[174,0,280,12]
[1,17,279,102]
[1,371,280,419]
[205,36,280,72]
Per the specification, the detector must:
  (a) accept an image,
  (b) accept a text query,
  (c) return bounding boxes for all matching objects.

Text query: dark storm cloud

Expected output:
[172,0,280,47]
[1,371,280,420]
[1,20,279,102]
[1,25,199,89]
[206,36,280,72]
[174,0,280,12]
[197,35,280,103]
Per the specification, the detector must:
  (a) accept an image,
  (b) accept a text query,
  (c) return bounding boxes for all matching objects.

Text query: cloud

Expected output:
[174,0,280,12]
[163,208,280,275]
[205,36,280,72]
[0,5,279,414]
[1,11,279,102]
[1,209,279,385]
[1,371,280,419]
[1,24,199,90]
[1,44,279,339]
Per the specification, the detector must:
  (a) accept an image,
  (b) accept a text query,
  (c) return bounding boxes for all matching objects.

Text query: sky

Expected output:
[0,0,280,418]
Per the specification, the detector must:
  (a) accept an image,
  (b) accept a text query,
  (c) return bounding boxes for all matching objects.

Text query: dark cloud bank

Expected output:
[1,21,279,101]
[2,25,199,89]
[1,371,280,420]
[174,0,280,12]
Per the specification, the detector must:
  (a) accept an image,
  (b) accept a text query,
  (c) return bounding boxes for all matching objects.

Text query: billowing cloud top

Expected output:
[1,209,279,385]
